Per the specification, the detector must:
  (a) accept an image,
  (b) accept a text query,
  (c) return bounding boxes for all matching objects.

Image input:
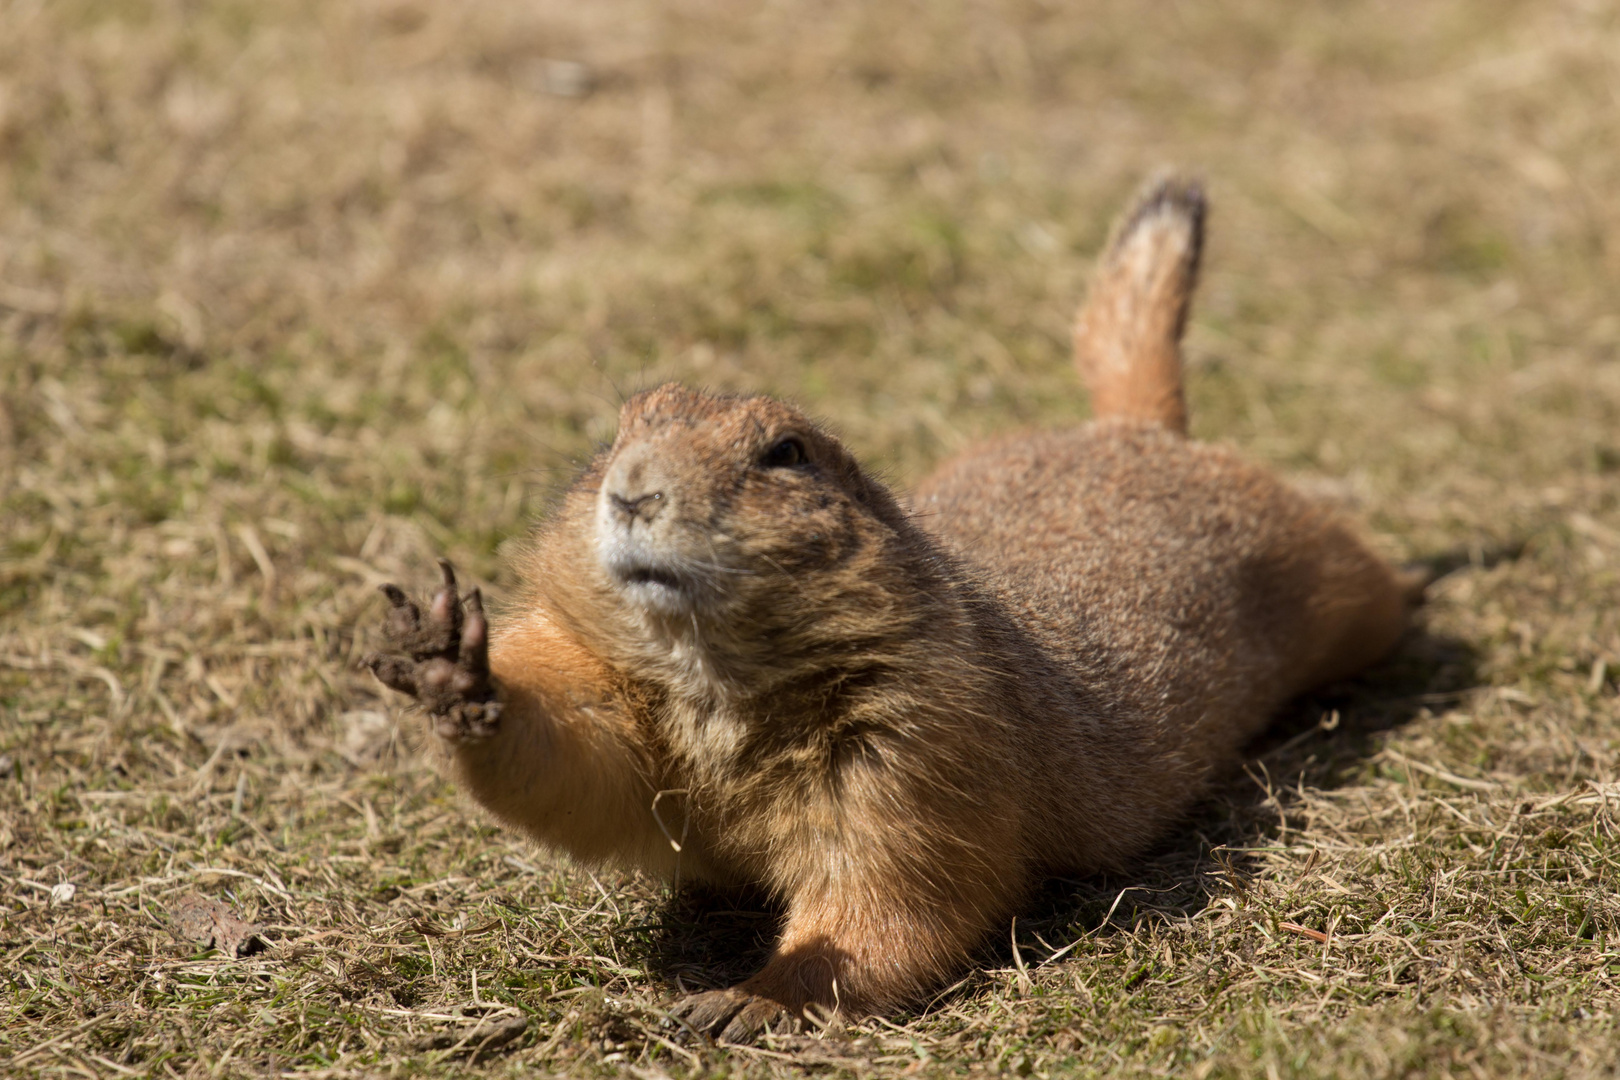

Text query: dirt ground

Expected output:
[2,0,1618,1076]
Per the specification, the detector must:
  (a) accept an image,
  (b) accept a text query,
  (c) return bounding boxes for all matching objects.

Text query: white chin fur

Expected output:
[596,532,693,616]
[616,575,692,615]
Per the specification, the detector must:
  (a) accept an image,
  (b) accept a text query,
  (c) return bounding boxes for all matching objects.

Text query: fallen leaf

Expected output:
[1278,921,1331,944]
[171,893,266,957]
[410,917,502,938]
[410,1014,528,1058]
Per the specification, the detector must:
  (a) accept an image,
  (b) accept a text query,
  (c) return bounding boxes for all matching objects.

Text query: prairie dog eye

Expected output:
[760,437,807,468]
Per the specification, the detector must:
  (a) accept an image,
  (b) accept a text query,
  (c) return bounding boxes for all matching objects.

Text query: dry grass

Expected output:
[3,0,1619,1075]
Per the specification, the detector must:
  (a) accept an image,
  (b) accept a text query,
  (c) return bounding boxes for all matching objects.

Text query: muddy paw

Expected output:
[367,560,502,743]
[668,988,790,1044]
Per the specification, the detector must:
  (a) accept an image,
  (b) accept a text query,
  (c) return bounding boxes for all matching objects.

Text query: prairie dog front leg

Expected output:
[671,769,1027,1041]
[671,877,1011,1041]
[368,563,682,877]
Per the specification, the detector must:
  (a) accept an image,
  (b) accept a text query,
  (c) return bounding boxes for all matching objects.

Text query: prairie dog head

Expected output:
[590,383,927,690]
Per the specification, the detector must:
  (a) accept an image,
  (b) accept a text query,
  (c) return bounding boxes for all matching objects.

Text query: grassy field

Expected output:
[3,0,1619,1075]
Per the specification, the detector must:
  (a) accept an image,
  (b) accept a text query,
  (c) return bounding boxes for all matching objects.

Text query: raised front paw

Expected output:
[367,559,502,743]
[668,988,790,1044]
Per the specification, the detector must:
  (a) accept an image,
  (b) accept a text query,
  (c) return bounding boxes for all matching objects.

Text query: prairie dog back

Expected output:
[915,422,1404,860]
[918,178,1407,856]
[368,175,1412,1041]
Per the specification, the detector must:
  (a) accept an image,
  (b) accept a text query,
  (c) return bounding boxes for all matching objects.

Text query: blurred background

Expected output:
[2,1,1618,1075]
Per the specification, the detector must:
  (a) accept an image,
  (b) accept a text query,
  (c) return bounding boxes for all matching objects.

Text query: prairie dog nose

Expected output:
[601,441,677,529]
[609,490,665,523]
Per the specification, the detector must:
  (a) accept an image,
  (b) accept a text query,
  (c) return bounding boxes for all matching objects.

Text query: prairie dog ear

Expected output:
[1073,174,1206,436]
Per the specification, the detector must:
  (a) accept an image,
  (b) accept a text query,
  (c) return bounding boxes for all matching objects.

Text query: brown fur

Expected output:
[369,177,1412,1040]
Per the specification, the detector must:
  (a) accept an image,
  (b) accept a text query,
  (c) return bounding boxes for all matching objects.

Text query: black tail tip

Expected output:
[1134,172,1207,222]
[1108,172,1206,252]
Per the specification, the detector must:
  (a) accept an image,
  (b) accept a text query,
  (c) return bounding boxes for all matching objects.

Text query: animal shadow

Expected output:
[637,883,784,996]
[1014,608,1482,967]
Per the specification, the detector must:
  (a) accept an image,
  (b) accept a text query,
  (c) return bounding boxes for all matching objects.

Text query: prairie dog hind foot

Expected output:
[668,989,792,1044]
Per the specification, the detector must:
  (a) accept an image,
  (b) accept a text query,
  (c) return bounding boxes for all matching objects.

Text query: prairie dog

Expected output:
[368,178,1410,1040]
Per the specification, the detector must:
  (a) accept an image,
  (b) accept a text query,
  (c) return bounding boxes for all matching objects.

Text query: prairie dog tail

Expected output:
[1073,176,1206,435]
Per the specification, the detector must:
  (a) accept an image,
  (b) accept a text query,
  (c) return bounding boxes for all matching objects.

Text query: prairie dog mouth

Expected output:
[599,544,695,615]
[618,564,683,591]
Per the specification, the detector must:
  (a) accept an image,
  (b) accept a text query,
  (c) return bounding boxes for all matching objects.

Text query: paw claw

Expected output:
[367,654,418,695]
[461,588,489,667]
[427,571,463,649]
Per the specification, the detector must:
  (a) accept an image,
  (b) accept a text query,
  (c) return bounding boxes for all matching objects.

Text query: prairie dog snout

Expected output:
[596,441,691,612]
